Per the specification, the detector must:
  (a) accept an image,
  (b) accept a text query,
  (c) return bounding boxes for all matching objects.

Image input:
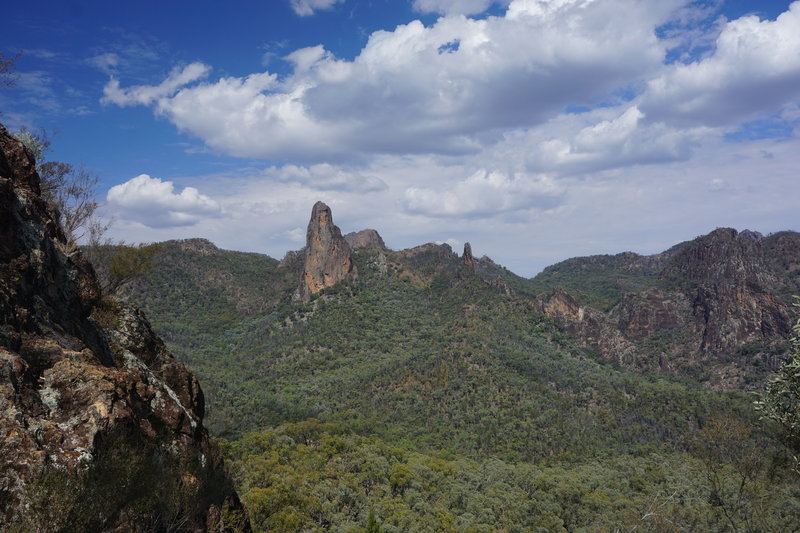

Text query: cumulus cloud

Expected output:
[285,227,306,242]
[101,62,211,107]
[98,0,800,237]
[290,0,344,17]
[403,169,563,218]
[642,2,800,126]
[264,163,387,192]
[106,174,223,228]
[412,0,502,15]
[103,0,677,160]
[529,106,704,174]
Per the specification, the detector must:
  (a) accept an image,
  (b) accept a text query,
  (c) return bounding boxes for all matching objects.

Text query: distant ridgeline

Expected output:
[112,200,800,532]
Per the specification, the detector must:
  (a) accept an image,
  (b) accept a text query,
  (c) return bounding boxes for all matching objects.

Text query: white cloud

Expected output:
[106,174,223,228]
[103,0,800,173]
[290,0,344,17]
[642,2,800,127]
[527,106,706,175]
[101,133,800,277]
[15,71,61,112]
[104,0,677,161]
[88,53,120,74]
[101,62,211,107]
[285,227,306,242]
[412,0,502,15]
[264,163,387,192]
[403,169,563,218]
[96,0,800,275]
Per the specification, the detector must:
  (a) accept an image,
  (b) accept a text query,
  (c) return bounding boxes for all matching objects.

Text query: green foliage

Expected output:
[118,240,800,531]
[528,252,660,310]
[89,242,163,296]
[365,509,381,533]
[224,423,800,533]
[757,299,800,459]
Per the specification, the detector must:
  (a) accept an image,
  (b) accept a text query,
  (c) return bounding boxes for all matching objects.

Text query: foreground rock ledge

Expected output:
[0,123,250,532]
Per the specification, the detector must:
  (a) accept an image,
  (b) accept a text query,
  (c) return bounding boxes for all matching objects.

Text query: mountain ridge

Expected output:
[107,202,800,531]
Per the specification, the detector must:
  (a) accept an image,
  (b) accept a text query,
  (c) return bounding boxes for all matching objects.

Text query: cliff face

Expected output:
[462,242,475,270]
[0,124,248,532]
[344,229,385,250]
[535,227,796,388]
[298,201,355,302]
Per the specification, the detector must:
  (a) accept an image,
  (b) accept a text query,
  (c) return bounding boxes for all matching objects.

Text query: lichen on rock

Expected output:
[0,123,249,531]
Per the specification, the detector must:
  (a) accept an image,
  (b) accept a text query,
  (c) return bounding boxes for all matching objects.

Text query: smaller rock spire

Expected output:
[462,242,475,270]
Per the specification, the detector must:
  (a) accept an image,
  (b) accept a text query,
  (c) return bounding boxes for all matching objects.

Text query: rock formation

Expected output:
[536,227,796,387]
[462,242,475,270]
[298,201,355,302]
[661,228,792,356]
[535,288,640,366]
[344,229,386,250]
[0,124,249,531]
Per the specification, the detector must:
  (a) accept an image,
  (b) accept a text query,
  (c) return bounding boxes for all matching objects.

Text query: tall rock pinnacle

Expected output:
[298,201,355,301]
[463,242,475,270]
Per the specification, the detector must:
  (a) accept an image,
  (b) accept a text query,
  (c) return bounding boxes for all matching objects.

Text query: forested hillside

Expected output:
[113,207,800,532]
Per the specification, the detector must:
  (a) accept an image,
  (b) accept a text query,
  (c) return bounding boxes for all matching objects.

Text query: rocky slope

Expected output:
[531,228,798,388]
[0,124,249,532]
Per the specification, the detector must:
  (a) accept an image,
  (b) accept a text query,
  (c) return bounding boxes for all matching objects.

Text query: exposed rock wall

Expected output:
[298,201,355,302]
[0,124,249,532]
[536,227,795,387]
[535,289,640,366]
[344,229,386,250]
[462,242,475,270]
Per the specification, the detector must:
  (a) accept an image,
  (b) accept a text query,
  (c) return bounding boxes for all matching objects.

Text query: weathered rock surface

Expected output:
[344,229,386,250]
[462,242,475,270]
[536,227,797,388]
[0,124,249,532]
[535,288,640,366]
[398,242,457,260]
[298,201,355,302]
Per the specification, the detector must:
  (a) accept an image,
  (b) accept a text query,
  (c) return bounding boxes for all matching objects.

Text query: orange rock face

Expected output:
[298,201,355,301]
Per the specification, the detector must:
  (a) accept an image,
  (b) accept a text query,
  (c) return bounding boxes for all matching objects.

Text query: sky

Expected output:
[2,0,799,276]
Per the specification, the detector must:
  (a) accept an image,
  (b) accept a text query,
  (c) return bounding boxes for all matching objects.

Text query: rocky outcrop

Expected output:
[661,228,792,356]
[175,238,219,256]
[536,227,796,388]
[462,242,475,270]
[398,242,457,260]
[0,124,249,531]
[298,201,355,302]
[344,229,386,250]
[535,289,640,366]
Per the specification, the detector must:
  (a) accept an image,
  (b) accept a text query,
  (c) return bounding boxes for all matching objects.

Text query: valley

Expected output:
[114,201,800,532]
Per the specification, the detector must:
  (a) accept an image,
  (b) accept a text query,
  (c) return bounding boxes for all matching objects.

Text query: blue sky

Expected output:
[3,0,799,275]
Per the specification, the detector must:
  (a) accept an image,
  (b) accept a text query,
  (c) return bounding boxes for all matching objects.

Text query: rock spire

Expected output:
[463,242,475,269]
[298,201,355,301]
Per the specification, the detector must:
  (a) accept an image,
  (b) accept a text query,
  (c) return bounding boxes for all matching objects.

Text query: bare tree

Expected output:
[0,50,21,87]
[87,242,161,296]
[14,127,108,248]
